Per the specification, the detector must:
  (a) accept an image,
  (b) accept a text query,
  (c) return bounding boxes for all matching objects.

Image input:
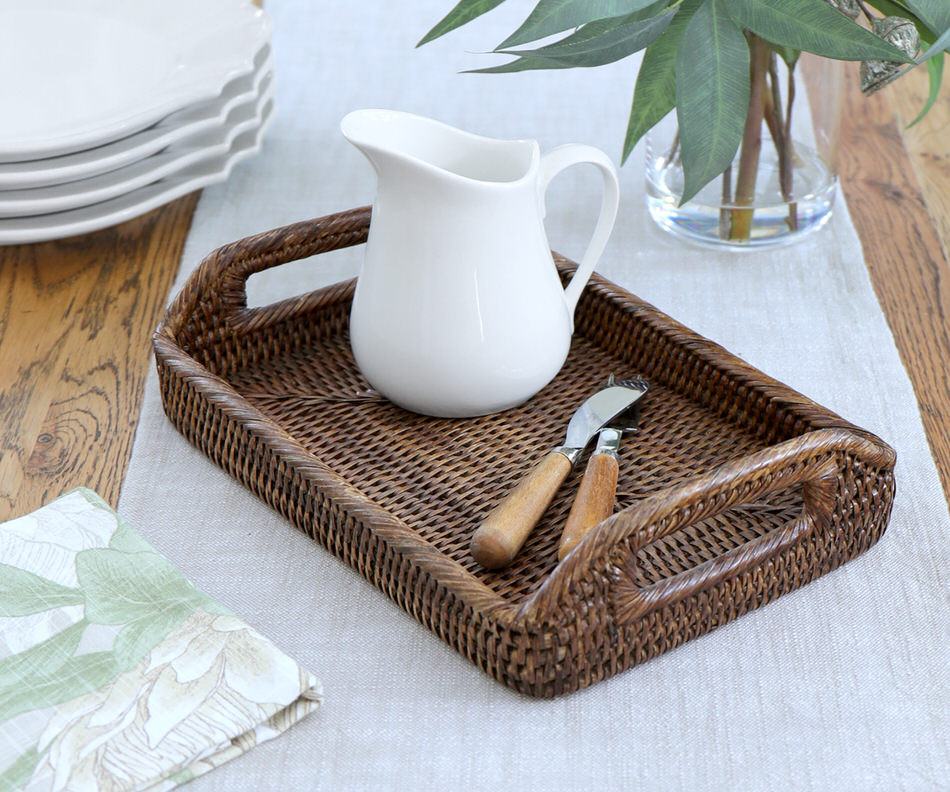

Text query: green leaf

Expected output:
[498,0,667,48]
[0,650,117,724]
[77,548,209,626]
[726,0,916,62]
[676,0,750,205]
[0,620,86,688]
[0,747,41,792]
[908,53,944,126]
[0,620,119,725]
[863,0,915,14]
[113,606,193,672]
[498,4,677,68]
[623,0,703,161]
[903,0,950,34]
[0,563,84,617]
[919,27,950,62]
[417,0,508,47]
[465,53,574,73]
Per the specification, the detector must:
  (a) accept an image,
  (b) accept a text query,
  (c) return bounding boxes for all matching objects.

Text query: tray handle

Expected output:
[608,444,841,627]
[162,206,372,342]
[522,428,894,627]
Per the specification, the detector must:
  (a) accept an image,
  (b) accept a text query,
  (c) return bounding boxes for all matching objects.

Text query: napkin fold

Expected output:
[0,488,322,792]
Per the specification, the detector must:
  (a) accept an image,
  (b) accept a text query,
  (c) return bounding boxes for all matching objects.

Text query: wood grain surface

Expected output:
[890,68,950,261]
[0,64,948,523]
[838,63,950,500]
[0,194,198,520]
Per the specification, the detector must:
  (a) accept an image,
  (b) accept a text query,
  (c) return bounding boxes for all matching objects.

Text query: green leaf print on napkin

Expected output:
[0,621,118,723]
[0,489,321,792]
[77,546,224,671]
[0,516,217,729]
[0,620,85,688]
[78,548,211,626]
[113,607,197,672]
[0,564,84,617]
[0,651,117,725]
[107,509,165,555]
[0,747,39,792]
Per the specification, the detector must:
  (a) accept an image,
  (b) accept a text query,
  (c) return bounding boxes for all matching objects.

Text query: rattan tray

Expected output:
[154,206,896,697]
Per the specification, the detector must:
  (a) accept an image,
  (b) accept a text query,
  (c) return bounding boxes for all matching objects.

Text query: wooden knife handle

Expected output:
[471,451,573,569]
[558,451,619,561]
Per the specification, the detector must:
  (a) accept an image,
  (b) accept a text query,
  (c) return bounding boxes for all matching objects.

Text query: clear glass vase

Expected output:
[645,51,843,249]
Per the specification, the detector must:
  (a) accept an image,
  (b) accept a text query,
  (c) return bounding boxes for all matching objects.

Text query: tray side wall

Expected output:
[156,336,897,695]
[154,338,539,686]
[151,211,898,696]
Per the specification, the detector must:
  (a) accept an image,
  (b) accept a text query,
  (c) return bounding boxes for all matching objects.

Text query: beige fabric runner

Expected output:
[118,1,950,788]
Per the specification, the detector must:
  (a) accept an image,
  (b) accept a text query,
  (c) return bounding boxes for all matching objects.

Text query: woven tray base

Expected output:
[155,207,896,696]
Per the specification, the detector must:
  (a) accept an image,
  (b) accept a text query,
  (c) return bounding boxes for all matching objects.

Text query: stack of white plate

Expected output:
[0,0,273,245]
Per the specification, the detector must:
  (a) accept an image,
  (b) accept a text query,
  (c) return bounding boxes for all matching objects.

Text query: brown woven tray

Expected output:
[154,206,896,697]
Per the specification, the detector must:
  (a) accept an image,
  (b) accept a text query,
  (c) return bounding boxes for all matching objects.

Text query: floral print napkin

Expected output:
[0,488,322,792]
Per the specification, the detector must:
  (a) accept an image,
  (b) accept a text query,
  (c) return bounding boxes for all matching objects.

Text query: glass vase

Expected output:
[645,51,843,249]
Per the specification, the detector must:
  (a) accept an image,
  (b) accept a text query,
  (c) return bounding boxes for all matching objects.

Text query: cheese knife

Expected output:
[471,377,649,570]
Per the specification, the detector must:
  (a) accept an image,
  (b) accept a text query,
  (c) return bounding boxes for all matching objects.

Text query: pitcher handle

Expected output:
[539,144,620,314]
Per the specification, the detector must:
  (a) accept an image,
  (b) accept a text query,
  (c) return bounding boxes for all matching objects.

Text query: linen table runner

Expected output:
[116,0,950,788]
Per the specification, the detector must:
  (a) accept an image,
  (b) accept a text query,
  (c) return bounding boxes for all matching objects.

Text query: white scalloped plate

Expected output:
[0,0,271,162]
[0,47,273,190]
[0,102,273,244]
[0,81,273,218]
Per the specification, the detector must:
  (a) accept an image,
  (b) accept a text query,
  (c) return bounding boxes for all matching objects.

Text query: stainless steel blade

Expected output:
[560,382,648,456]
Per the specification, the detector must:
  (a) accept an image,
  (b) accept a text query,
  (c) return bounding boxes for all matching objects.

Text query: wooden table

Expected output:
[2,67,949,522]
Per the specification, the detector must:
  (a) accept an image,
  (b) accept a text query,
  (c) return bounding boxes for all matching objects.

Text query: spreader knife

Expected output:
[471,377,649,570]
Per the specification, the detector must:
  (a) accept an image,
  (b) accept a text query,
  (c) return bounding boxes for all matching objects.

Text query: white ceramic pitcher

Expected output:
[341,109,620,417]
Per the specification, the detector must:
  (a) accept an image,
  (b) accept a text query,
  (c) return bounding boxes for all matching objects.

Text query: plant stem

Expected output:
[762,63,783,159]
[728,34,770,242]
[783,62,798,231]
[666,129,680,165]
[719,164,733,238]
[764,52,799,232]
[855,0,875,24]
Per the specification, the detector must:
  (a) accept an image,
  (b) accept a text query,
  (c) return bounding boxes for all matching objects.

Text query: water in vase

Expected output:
[646,136,837,249]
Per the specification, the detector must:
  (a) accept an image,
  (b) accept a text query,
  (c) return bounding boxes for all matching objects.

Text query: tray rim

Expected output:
[153,207,896,623]
[153,207,897,693]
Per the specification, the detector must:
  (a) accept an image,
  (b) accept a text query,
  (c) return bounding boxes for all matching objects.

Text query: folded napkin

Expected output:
[0,488,322,792]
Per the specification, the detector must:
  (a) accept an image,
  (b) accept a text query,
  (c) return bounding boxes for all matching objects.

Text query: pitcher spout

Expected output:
[341,109,538,185]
